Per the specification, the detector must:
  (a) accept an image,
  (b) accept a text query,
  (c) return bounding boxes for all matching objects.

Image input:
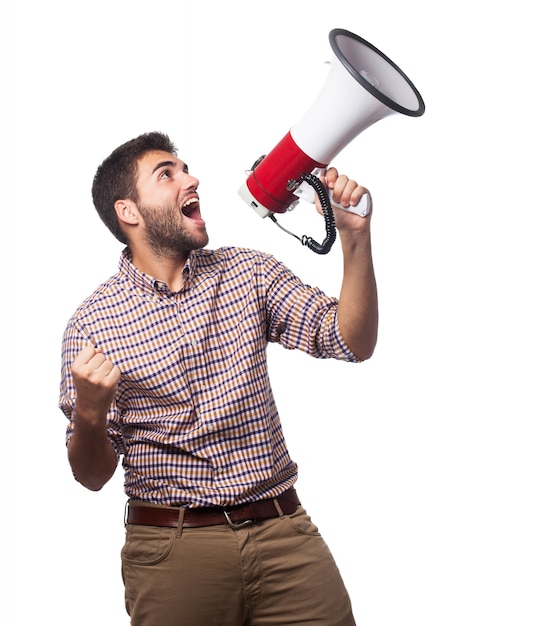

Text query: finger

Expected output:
[74,344,98,365]
[88,351,109,370]
[73,345,115,379]
[90,355,121,385]
[330,175,353,205]
[349,185,370,207]
[339,180,359,207]
[324,167,339,188]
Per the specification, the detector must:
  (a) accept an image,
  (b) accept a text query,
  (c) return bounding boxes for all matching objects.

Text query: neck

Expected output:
[129,245,189,292]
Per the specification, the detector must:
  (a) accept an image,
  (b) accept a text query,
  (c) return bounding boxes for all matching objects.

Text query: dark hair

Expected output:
[91,131,177,243]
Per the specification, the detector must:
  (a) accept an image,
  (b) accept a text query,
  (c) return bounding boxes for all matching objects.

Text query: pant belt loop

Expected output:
[272,497,285,517]
[175,507,186,538]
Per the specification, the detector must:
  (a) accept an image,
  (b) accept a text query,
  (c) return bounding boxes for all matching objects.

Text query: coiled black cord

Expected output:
[268,172,336,255]
[299,172,336,255]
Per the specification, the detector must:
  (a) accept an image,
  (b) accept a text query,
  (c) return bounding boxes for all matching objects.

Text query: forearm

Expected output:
[67,408,118,491]
[337,230,378,361]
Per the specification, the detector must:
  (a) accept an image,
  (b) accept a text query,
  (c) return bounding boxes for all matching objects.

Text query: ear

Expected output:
[115,199,141,226]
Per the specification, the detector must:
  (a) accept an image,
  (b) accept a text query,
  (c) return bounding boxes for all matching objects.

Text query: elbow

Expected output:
[67,434,118,492]
[354,345,376,362]
[68,449,117,492]
[350,333,378,362]
[71,469,112,492]
[80,475,108,492]
[339,311,378,363]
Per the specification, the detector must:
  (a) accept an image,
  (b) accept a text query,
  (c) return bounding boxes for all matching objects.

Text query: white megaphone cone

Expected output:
[238,29,425,228]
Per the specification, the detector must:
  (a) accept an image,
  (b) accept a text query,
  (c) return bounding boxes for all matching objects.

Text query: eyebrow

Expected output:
[151,160,189,175]
[151,160,176,175]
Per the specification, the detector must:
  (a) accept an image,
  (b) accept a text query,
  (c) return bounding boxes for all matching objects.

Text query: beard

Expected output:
[137,201,208,258]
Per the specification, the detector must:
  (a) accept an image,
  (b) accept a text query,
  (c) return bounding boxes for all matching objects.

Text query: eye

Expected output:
[159,169,171,180]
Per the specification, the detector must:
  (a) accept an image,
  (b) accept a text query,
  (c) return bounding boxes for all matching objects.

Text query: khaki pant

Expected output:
[121,506,356,626]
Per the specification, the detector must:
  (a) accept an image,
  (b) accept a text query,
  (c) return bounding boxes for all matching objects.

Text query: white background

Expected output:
[1,1,532,625]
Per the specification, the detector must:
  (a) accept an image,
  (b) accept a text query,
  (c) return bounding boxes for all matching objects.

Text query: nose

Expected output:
[181,171,199,190]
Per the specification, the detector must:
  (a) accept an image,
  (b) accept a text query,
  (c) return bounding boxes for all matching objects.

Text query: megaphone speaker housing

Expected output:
[238,29,425,218]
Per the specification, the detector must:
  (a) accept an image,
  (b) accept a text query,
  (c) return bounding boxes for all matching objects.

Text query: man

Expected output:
[59,131,378,625]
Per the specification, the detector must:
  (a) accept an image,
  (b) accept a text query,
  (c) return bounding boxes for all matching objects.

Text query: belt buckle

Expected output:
[223,509,253,529]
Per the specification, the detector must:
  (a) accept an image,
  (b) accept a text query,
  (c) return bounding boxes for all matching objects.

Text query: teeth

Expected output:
[181,198,199,217]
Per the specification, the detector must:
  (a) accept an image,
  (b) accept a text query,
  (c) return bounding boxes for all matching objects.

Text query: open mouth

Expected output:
[181,196,201,220]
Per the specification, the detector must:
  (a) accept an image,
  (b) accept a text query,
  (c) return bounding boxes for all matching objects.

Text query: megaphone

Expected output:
[238,28,425,253]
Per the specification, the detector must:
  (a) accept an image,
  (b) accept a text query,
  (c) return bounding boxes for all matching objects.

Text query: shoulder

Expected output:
[195,246,274,263]
[191,248,298,293]
[193,246,280,273]
[64,271,125,325]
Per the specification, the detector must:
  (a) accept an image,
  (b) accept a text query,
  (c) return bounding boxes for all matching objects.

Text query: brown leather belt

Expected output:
[126,488,301,529]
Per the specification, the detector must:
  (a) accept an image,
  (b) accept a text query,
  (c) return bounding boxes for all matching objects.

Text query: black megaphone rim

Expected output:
[329,28,425,118]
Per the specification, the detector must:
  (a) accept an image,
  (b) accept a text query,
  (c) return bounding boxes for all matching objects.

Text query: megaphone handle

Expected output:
[329,192,370,217]
[293,181,370,218]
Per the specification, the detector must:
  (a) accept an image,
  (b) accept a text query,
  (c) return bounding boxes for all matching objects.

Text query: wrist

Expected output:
[339,228,371,255]
[72,404,109,431]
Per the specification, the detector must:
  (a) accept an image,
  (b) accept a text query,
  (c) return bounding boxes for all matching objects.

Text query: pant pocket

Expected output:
[121,525,176,566]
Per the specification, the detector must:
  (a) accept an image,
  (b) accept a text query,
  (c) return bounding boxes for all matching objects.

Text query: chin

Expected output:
[188,233,209,252]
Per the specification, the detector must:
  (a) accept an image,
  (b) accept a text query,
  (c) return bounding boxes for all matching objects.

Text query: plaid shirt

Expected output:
[59,247,358,507]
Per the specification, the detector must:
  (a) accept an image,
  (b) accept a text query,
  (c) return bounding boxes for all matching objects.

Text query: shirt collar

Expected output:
[118,247,198,295]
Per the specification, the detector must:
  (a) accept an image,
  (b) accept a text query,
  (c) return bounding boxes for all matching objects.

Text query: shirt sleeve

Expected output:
[58,320,124,457]
[262,254,359,362]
